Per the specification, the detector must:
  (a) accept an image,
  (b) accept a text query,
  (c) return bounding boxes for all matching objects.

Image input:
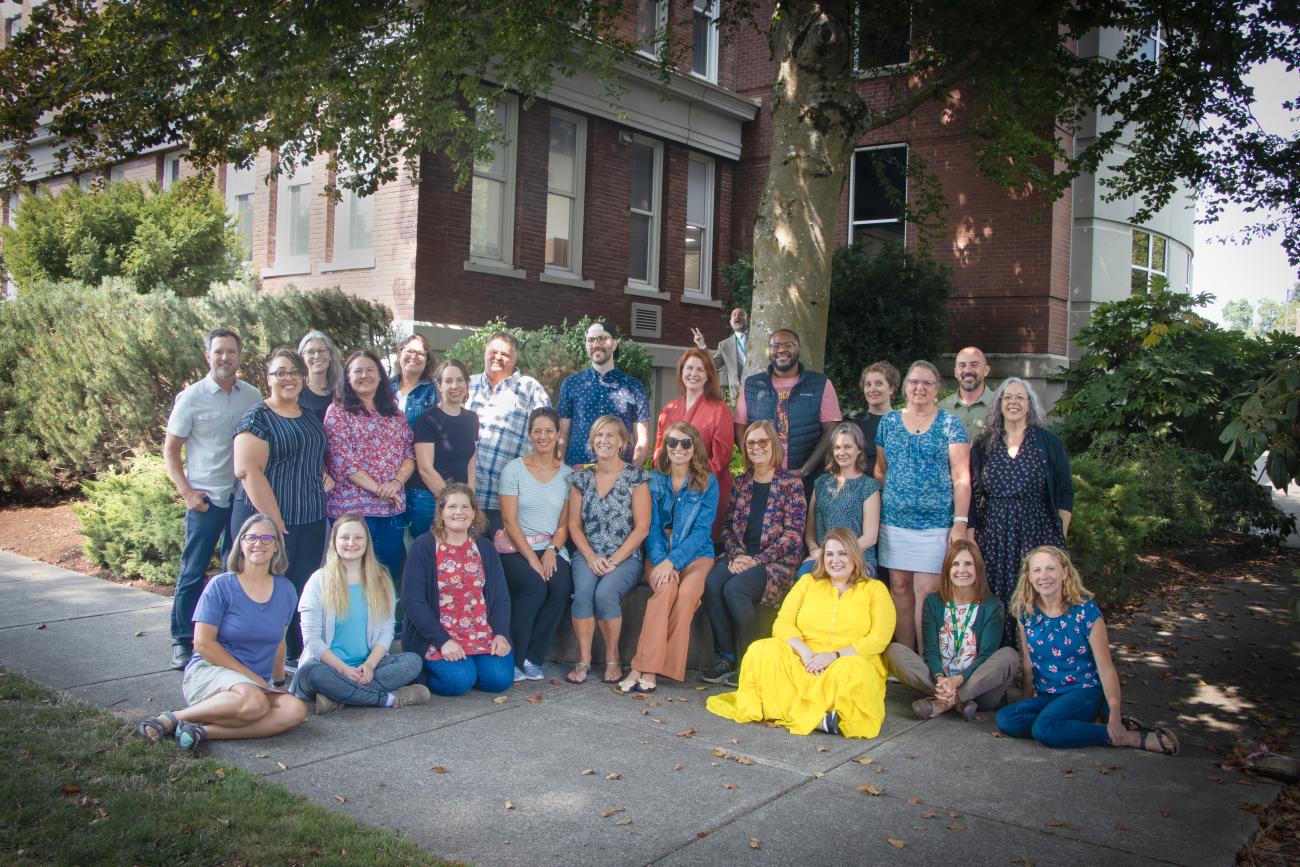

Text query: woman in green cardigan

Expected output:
[886,540,1018,720]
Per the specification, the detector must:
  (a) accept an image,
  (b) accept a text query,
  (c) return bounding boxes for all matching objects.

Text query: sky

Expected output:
[1192,62,1298,325]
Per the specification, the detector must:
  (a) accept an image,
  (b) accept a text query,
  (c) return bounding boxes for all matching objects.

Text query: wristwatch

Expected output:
[271,677,287,688]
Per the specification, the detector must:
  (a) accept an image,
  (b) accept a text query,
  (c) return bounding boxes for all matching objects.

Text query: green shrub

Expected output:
[0,281,394,496]
[720,255,753,313]
[1066,452,1155,605]
[74,455,187,585]
[444,316,653,399]
[0,179,243,296]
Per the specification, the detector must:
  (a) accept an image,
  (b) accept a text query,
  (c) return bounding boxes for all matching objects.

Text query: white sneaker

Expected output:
[522,660,545,680]
[513,667,527,682]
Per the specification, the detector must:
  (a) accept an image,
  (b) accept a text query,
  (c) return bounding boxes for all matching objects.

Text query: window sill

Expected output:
[540,271,595,290]
[680,294,722,308]
[321,255,376,273]
[623,284,670,300]
[463,260,526,280]
[262,262,312,278]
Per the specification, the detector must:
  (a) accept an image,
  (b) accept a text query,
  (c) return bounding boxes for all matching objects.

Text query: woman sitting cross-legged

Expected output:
[137,515,307,750]
[995,546,1180,755]
[619,422,719,694]
[402,483,515,696]
[706,528,895,739]
[292,515,431,714]
[885,539,1018,720]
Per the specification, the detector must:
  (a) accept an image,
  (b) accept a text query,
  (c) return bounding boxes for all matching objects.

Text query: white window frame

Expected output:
[626,134,664,295]
[1138,22,1167,63]
[326,172,375,271]
[690,0,720,83]
[684,153,715,298]
[225,163,257,264]
[848,144,908,246]
[853,3,911,74]
[543,109,588,281]
[635,0,667,59]
[109,165,126,183]
[162,152,183,190]
[3,193,15,298]
[466,93,520,274]
[1130,229,1168,293]
[271,163,312,275]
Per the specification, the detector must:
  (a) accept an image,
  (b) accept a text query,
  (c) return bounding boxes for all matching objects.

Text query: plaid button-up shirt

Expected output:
[465,370,552,510]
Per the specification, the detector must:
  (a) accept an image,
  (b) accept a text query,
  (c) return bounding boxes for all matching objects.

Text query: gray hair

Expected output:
[298,330,343,393]
[225,513,290,575]
[978,377,1046,453]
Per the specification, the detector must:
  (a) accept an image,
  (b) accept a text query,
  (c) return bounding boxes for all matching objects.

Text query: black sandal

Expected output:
[1120,715,1145,732]
[1137,725,1179,756]
[136,710,179,743]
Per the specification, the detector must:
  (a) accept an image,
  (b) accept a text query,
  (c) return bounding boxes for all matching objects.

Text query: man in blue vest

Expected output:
[733,328,841,494]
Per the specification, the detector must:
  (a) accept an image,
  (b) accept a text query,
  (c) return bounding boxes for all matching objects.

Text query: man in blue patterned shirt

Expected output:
[465,332,552,533]
[558,321,650,467]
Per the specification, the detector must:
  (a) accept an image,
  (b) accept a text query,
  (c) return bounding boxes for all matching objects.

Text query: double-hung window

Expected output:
[849,145,907,248]
[545,110,587,277]
[691,0,719,82]
[274,163,312,273]
[854,3,910,72]
[330,173,374,269]
[628,136,663,290]
[162,153,183,190]
[226,163,256,262]
[684,154,714,298]
[1130,229,1167,292]
[635,0,666,58]
[469,94,519,268]
[1138,23,1166,62]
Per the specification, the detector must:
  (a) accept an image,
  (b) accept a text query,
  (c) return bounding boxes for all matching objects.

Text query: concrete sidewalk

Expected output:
[1,549,1292,866]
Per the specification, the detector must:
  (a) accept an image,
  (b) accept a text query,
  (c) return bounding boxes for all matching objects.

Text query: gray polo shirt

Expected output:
[938,388,993,439]
[166,374,262,507]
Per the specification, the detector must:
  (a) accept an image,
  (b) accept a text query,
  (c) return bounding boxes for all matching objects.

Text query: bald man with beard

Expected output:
[938,346,994,438]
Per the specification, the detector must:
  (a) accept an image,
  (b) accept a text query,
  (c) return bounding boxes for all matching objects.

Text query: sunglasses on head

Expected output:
[664,436,694,450]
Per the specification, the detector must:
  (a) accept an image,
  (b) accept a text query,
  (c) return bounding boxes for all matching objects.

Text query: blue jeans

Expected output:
[995,688,1109,749]
[406,488,436,539]
[571,554,641,620]
[170,501,234,644]
[424,652,516,696]
[292,652,423,706]
[363,513,408,596]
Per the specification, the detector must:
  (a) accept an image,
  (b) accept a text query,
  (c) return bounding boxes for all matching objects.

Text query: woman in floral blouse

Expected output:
[401,483,514,695]
[566,416,650,685]
[324,351,415,603]
[996,546,1179,755]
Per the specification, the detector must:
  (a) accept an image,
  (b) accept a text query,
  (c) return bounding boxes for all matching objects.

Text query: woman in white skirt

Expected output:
[136,514,307,749]
[873,361,971,652]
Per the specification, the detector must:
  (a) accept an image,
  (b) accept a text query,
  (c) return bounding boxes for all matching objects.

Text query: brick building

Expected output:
[1,0,1193,409]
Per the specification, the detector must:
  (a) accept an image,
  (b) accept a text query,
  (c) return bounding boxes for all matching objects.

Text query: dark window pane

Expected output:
[858,13,909,69]
[852,147,907,223]
[852,221,905,252]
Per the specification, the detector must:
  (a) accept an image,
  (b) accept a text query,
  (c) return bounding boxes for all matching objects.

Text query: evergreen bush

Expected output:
[74,455,186,585]
[0,281,394,496]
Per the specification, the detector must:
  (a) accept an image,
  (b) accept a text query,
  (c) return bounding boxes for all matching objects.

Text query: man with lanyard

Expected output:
[938,345,994,439]
[163,327,262,669]
[733,328,841,496]
[464,331,552,535]
[557,321,651,466]
[691,307,749,402]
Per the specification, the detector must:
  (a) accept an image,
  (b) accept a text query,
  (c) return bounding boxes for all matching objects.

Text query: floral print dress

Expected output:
[425,538,494,661]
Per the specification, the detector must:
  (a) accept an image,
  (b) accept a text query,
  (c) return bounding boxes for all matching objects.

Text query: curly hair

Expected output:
[433,482,489,540]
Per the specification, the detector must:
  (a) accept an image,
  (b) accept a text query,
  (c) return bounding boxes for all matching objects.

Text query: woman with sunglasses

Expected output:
[136,514,307,750]
[700,420,806,686]
[620,423,719,693]
[232,347,331,662]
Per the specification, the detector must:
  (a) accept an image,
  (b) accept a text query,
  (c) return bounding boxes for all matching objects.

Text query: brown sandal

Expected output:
[1137,725,1180,756]
[565,663,590,685]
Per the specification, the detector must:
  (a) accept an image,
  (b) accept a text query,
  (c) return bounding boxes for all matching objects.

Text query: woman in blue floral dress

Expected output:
[996,546,1178,755]
[874,361,971,652]
[566,416,650,685]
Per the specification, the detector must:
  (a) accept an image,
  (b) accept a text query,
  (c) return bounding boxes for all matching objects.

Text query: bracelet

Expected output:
[953,516,968,523]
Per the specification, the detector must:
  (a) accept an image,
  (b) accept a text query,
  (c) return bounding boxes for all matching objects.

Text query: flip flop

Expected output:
[136,710,179,743]
[565,663,590,685]
[602,663,623,684]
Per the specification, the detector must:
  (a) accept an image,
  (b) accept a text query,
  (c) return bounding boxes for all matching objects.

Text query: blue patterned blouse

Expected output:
[570,465,649,558]
[1021,599,1103,695]
[875,409,968,530]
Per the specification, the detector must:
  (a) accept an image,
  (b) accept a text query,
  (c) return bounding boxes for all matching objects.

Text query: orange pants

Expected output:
[630,556,713,681]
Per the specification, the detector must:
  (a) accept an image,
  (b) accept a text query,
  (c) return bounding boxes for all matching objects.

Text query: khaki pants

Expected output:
[886,643,1019,711]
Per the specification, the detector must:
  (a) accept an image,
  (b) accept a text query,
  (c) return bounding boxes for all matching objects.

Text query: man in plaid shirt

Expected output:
[465,331,552,535]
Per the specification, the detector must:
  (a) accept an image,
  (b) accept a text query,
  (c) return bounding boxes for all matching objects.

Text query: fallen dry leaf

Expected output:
[215,769,225,779]
[36,624,46,629]
[750,838,762,850]
[254,752,269,758]
[816,745,829,752]
[1009,858,1034,867]
[991,731,1005,738]
[857,785,883,796]
[606,772,621,781]
[505,801,516,810]
[886,838,906,849]
[550,679,563,686]
[276,762,288,771]
[947,822,967,831]
[133,631,145,637]
[334,795,346,804]
[61,784,81,794]
[736,756,754,766]
[526,694,545,704]
[601,807,625,818]
[814,771,826,778]
[922,811,938,820]
[1062,768,1074,778]
[722,783,738,789]
[948,809,961,818]
[431,766,448,774]
[615,818,633,826]
[672,762,684,770]
[580,768,595,776]
[677,728,696,737]
[907,797,923,806]
[729,738,739,744]
[854,756,873,765]
[711,748,728,758]
[1160,808,1172,817]
[493,695,509,704]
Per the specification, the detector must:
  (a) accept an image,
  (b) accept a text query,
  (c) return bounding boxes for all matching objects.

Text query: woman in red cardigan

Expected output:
[653,348,735,539]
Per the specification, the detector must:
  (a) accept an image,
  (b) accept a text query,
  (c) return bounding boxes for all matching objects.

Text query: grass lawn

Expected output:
[0,670,456,866]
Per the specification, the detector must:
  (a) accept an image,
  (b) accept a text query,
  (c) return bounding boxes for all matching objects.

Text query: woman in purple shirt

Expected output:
[136,514,307,749]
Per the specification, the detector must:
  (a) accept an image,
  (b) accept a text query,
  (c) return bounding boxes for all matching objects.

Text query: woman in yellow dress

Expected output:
[707,527,895,738]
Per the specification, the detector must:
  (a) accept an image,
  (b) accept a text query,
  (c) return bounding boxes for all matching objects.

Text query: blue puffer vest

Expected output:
[743,363,827,469]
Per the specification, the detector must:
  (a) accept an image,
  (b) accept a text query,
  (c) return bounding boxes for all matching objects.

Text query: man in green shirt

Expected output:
[938,346,994,438]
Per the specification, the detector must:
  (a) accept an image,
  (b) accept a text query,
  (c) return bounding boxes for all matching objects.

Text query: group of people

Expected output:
[138,315,1177,760]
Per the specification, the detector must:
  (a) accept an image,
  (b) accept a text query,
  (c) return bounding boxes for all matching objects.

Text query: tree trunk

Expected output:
[747,0,867,375]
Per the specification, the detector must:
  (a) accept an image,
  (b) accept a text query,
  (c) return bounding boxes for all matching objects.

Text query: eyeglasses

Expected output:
[664,436,694,450]
[1001,394,1029,404]
[268,369,302,380]
[745,438,772,450]
[768,340,798,351]
[241,533,276,546]
[302,348,331,357]
[906,378,937,389]
[584,336,612,345]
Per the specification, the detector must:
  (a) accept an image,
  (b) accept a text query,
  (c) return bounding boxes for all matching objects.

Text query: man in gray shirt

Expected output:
[164,328,261,669]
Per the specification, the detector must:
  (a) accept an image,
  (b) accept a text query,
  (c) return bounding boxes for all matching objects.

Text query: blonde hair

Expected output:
[811,527,872,582]
[587,415,629,456]
[1009,545,1093,619]
[654,422,712,492]
[320,515,395,625]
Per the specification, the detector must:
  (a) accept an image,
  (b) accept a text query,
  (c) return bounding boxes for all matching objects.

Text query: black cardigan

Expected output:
[400,533,511,659]
[970,425,1073,534]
